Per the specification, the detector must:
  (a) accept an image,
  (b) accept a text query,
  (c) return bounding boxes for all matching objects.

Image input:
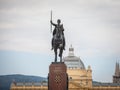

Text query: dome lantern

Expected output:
[68,45,74,56]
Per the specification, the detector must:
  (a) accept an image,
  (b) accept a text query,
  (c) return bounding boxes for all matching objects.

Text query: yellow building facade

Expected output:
[11,82,120,90]
[67,66,92,87]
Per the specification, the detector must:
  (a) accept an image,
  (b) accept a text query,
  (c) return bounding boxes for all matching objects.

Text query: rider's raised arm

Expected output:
[50,20,56,26]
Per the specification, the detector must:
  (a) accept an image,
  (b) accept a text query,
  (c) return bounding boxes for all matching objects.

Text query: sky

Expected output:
[0,0,120,82]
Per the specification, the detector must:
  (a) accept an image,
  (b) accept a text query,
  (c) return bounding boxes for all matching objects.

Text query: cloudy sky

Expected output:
[0,0,120,82]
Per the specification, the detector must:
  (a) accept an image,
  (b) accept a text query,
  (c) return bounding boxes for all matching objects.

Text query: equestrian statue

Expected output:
[50,11,65,62]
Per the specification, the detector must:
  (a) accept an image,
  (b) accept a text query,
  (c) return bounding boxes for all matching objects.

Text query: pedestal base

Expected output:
[48,62,68,90]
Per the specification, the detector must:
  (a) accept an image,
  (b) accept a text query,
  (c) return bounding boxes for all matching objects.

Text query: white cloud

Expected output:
[0,0,120,57]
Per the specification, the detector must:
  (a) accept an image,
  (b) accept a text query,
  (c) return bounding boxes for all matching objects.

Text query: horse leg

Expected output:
[59,48,63,62]
[51,38,54,50]
[54,48,57,62]
[63,36,65,50]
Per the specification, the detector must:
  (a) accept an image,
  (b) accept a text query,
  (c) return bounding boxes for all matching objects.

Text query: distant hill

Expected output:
[0,74,47,90]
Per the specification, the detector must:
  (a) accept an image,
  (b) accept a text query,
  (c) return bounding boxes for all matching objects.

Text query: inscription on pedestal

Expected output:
[48,62,68,90]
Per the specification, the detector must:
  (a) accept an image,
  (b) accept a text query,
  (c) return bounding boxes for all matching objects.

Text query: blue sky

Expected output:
[0,0,120,82]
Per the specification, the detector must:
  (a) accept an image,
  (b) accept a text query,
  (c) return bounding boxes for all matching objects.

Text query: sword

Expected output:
[50,10,52,33]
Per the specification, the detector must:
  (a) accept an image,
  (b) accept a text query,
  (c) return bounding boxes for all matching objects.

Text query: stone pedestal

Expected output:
[48,62,68,90]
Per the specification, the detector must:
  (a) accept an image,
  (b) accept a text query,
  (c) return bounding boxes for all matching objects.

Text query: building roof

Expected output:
[93,81,120,87]
[12,82,47,87]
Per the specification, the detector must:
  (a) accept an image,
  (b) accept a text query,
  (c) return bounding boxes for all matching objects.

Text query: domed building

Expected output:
[63,45,92,87]
[63,45,85,69]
